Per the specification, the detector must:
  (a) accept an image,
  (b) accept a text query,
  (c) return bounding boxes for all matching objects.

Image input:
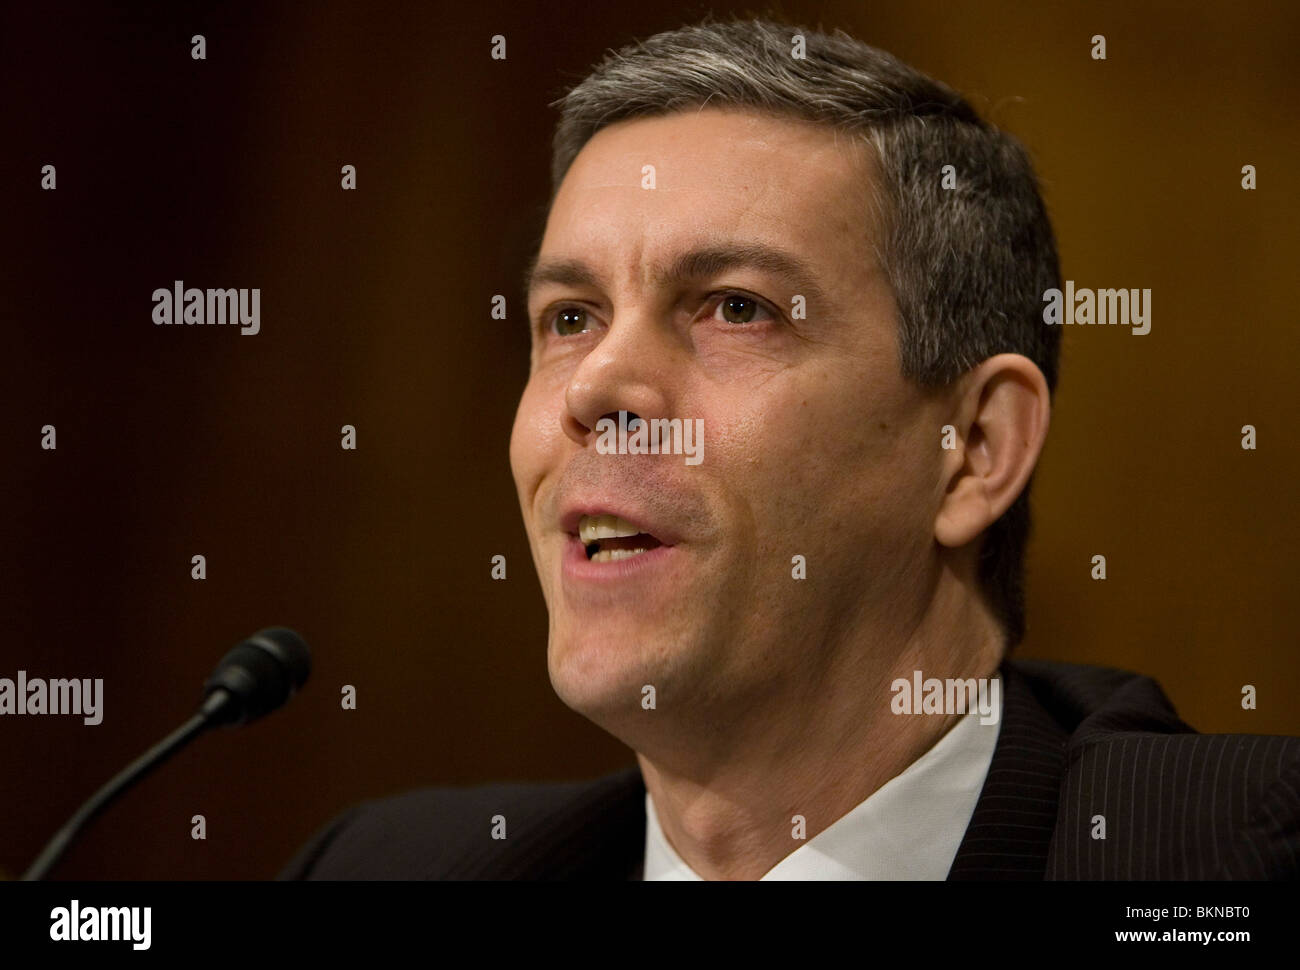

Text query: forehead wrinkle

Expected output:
[529,240,834,314]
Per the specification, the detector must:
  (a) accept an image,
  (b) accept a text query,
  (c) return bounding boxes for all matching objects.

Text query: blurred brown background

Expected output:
[1,0,1296,879]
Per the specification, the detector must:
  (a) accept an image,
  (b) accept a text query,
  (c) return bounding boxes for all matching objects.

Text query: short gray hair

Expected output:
[546,16,1061,651]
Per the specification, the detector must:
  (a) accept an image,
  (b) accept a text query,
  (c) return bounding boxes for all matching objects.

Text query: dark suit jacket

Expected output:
[278,659,1300,880]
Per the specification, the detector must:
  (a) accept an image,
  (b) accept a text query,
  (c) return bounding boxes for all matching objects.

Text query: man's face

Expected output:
[511,107,947,734]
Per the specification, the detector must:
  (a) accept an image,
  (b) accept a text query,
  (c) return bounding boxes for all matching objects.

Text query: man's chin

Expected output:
[546,624,674,722]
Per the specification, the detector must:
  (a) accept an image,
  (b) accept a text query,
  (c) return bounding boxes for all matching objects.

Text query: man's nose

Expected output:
[562,313,678,447]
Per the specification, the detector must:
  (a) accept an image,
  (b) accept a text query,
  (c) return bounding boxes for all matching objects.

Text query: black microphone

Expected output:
[200,627,312,725]
[21,627,311,881]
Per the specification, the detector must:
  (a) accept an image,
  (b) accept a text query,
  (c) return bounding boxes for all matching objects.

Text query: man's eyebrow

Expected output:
[522,256,600,300]
[523,243,830,309]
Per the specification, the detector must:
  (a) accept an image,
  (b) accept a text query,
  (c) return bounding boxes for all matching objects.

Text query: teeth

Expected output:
[578,514,644,544]
[588,546,649,563]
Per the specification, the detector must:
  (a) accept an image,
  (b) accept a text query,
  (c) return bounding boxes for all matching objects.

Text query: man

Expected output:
[280,18,1299,880]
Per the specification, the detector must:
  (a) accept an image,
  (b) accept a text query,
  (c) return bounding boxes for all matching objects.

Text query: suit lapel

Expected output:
[507,767,646,880]
[947,660,1069,879]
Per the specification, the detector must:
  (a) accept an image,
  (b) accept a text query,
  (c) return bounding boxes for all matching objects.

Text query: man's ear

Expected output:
[934,354,1051,549]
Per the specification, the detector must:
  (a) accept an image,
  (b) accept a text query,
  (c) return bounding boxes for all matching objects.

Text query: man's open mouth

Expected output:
[578,514,664,562]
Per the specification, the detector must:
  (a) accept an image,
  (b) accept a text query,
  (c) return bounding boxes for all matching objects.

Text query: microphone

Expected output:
[21,627,311,881]
[200,627,312,725]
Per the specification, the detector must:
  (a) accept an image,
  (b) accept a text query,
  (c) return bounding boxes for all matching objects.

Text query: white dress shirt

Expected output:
[643,681,1002,880]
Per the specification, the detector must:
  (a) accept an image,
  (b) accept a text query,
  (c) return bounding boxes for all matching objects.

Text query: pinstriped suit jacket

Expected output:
[279,659,1300,880]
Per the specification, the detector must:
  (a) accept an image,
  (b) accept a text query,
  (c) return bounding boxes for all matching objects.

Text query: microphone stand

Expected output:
[22,692,229,881]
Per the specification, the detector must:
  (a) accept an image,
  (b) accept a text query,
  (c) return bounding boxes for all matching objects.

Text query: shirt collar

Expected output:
[643,678,1002,879]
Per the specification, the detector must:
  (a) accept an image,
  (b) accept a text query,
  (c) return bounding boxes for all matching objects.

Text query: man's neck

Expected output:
[635,592,1004,880]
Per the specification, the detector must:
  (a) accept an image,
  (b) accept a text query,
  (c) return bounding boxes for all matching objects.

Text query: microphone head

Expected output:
[201,627,311,726]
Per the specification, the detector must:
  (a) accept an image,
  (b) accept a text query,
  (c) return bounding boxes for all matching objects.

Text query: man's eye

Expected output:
[713,293,775,326]
[551,306,591,336]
